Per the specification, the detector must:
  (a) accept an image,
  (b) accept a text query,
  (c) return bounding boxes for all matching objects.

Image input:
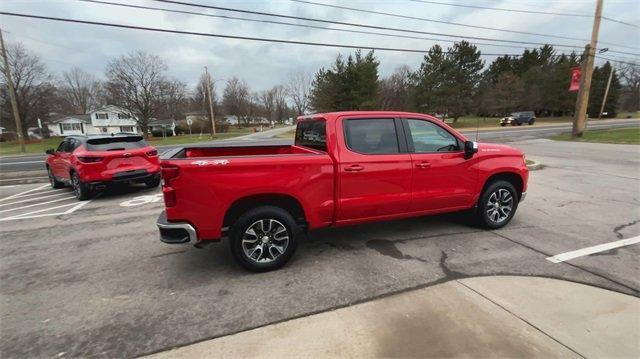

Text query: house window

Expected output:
[95,113,108,120]
[117,113,129,119]
[120,126,134,133]
[61,123,82,131]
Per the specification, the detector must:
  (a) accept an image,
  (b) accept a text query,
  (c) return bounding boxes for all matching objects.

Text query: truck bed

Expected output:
[163,144,319,159]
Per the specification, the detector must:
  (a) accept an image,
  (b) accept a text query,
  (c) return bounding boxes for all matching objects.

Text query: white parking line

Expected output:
[546,236,640,263]
[0,160,45,165]
[0,192,70,207]
[0,196,76,213]
[0,200,91,221]
[0,184,50,202]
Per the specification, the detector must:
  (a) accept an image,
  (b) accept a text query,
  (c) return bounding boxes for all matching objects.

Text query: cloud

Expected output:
[1,0,638,94]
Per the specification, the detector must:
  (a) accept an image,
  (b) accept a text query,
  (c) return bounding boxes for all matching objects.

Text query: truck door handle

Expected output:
[416,161,431,168]
[344,165,364,172]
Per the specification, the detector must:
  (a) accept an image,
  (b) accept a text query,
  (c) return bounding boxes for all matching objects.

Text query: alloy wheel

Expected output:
[241,219,289,264]
[486,188,514,224]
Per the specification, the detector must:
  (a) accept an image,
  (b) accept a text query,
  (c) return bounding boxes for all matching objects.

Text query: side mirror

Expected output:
[45,148,55,155]
[464,141,478,159]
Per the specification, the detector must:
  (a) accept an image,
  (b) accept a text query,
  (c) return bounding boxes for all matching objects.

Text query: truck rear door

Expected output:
[336,117,412,222]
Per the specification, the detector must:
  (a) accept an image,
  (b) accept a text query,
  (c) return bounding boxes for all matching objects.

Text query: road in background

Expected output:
[0,119,637,173]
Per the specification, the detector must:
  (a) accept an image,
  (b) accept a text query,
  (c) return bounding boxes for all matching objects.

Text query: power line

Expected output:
[148,0,592,50]
[596,55,640,67]
[293,0,587,41]
[78,0,577,52]
[410,0,639,29]
[0,11,527,56]
[410,0,592,18]
[292,0,639,51]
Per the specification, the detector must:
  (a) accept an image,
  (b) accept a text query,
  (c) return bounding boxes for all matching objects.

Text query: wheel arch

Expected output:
[223,193,307,229]
[481,172,524,200]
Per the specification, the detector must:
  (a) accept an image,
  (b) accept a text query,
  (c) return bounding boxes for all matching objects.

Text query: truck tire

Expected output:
[47,167,65,189]
[476,180,519,229]
[229,206,299,272]
[71,171,91,201]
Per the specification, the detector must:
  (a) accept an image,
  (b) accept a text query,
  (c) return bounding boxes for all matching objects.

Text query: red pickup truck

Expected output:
[157,111,528,271]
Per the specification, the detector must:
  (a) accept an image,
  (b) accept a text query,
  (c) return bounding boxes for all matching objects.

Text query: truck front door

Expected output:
[337,117,412,222]
[402,118,476,212]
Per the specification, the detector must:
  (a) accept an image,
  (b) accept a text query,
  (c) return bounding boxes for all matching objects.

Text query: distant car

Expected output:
[500,111,536,126]
[45,134,160,200]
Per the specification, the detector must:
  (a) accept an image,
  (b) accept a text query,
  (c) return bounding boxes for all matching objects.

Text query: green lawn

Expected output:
[551,128,640,145]
[0,127,256,156]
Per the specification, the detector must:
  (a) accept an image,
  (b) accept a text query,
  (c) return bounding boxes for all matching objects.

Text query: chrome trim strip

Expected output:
[156,221,197,243]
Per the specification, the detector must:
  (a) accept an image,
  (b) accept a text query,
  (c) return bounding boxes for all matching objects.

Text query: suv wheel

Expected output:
[528,119,535,125]
[71,172,91,201]
[229,206,299,272]
[477,180,518,229]
[145,175,161,188]
[47,167,65,189]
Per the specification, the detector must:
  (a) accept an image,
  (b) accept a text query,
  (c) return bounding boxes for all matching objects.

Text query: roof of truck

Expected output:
[297,111,438,121]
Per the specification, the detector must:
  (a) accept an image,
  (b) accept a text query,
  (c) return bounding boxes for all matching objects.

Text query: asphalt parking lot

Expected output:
[1,137,639,357]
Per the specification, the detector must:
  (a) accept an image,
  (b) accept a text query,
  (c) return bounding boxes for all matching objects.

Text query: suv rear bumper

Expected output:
[156,211,197,244]
[88,171,159,188]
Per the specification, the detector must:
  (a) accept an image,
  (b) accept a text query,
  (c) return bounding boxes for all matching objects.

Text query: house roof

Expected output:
[49,114,91,124]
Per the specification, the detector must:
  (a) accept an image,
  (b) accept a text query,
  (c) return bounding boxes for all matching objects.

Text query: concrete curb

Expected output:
[0,170,48,186]
[527,160,544,171]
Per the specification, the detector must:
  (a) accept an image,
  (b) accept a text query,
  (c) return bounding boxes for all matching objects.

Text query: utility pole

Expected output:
[572,0,603,138]
[0,29,25,153]
[598,65,614,120]
[204,66,216,138]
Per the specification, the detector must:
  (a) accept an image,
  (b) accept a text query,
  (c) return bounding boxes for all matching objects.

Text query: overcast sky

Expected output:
[1,0,638,93]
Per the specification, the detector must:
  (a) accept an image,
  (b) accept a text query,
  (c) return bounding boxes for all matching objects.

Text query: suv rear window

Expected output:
[86,136,148,151]
[295,120,326,152]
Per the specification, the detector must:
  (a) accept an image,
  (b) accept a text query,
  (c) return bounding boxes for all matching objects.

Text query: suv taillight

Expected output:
[146,149,158,157]
[77,156,103,163]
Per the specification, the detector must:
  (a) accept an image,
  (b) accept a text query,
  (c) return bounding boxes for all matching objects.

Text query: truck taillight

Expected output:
[161,164,180,186]
[77,156,103,163]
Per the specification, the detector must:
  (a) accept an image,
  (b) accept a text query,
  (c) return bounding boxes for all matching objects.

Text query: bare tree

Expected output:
[0,42,54,137]
[273,85,288,123]
[378,65,412,110]
[286,72,311,115]
[260,88,276,121]
[618,62,640,112]
[194,72,217,117]
[161,79,187,121]
[222,77,250,123]
[60,67,103,114]
[105,51,168,137]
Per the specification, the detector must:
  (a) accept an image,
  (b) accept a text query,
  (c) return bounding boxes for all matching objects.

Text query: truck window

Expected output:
[345,119,399,154]
[86,136,148,151]
[406,119,460,153]
[295,120,327,152]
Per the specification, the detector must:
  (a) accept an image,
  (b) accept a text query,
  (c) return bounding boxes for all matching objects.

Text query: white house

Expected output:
[224,115,239,125]
[47,105,140,136]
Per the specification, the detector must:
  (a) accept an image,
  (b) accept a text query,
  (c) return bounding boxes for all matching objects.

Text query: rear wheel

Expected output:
[71,172,91,201]
[145,175,160,188]
[476,180,518,229]
[229,206,299,272]
[528,119,535,125]
[47,167,64,189]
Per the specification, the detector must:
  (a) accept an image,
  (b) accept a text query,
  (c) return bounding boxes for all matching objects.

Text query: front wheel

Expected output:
[229,206,299,272]
[528,120,535,125]
[71,172,91,201]
[477,180,519,229]
[145,175,160,188]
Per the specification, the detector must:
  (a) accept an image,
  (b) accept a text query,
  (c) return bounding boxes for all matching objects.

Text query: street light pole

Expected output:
[0,29,25,153]
[598,65,614,120]
[572,0,603,138]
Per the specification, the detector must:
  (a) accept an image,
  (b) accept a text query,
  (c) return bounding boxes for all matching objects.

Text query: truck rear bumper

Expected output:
[156,211,197,244]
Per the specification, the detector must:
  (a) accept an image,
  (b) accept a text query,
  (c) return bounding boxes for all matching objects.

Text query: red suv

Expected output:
[45,134,161,200]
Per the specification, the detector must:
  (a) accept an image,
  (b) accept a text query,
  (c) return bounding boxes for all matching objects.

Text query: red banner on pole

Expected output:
[569,67,581,92]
